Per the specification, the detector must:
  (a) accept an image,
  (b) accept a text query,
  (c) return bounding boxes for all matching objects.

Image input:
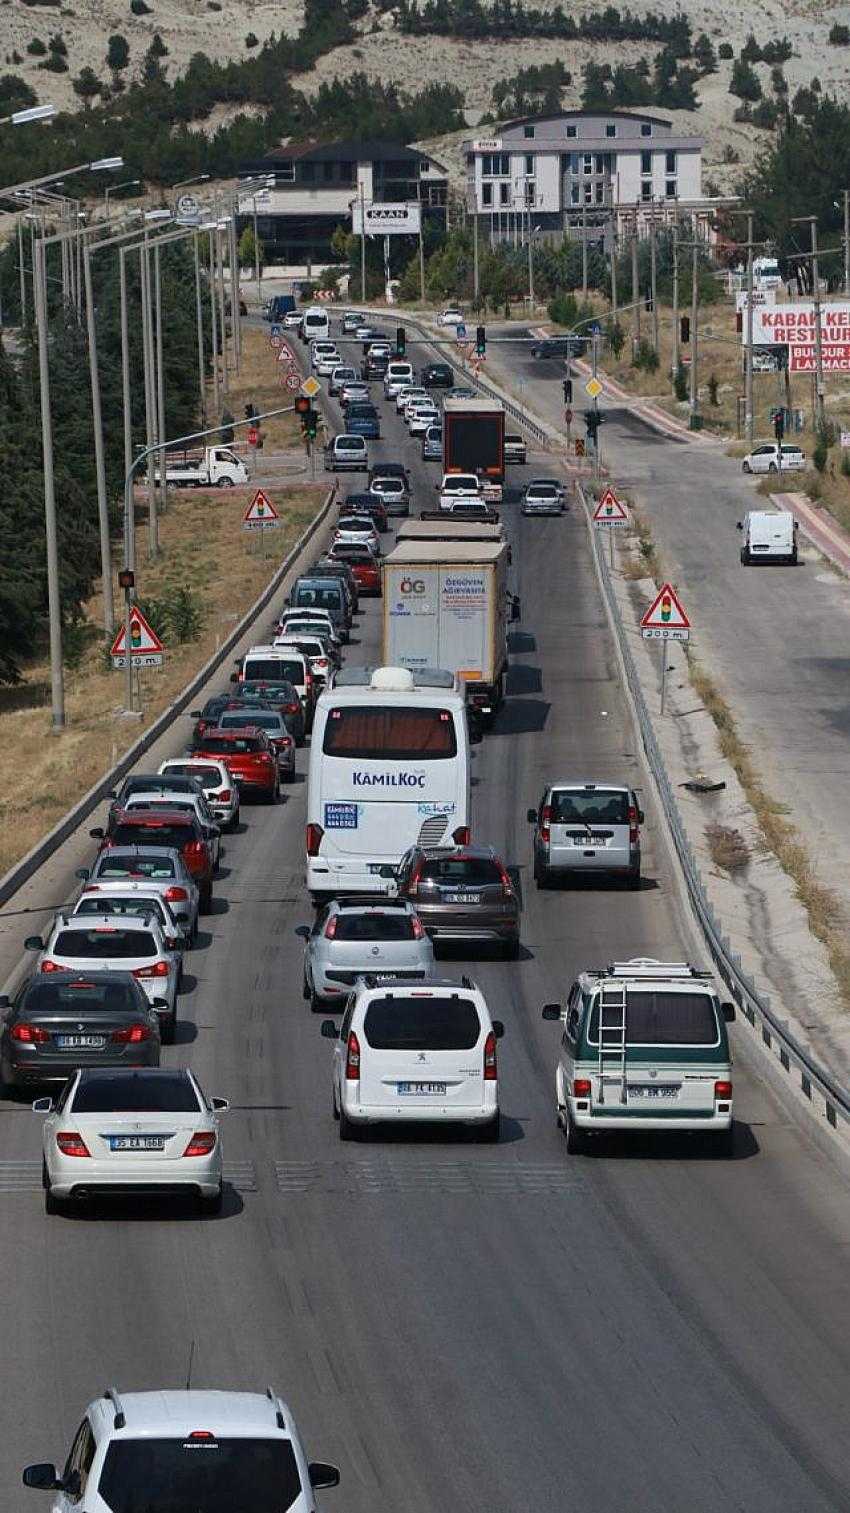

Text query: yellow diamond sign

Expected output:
[584,376,603,399]
[300,375,321,398]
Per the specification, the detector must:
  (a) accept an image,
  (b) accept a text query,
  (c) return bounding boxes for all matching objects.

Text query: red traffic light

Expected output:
[117,570,135,590]
[294,395,310,414]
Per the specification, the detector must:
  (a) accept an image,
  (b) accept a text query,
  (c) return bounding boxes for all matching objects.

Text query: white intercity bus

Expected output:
[306,667,473,900]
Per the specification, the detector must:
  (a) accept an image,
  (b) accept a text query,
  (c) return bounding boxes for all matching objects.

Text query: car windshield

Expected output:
[201,736,263,755]
[98,1438,302,1513]
[373,479,403,494]
[161,765,220,790]
[110,823,195,849]
[550,790,630,824]
[22,981,138,1014]
[364,996,480,1050]
[323,706,457,759]
[73,1072,201,1113]
[419,857,502,884]
[96,856,176,880]
[588,991,720,1047]
[333,913,417,941]
[75,898,167,926]
[53,928,158,960]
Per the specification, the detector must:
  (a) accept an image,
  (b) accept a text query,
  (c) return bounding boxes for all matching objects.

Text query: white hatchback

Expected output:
[321,977,504,1141]
[158,756,240,831]
[741,441,805,473]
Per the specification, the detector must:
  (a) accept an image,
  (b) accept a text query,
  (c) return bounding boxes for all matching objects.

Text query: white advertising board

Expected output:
[352,201,421,235]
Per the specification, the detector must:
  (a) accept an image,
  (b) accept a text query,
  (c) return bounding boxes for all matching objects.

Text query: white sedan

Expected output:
[438,308,464,327]
[408,403,440,435]
[36,1066,228,1214]
[312,345,342,376]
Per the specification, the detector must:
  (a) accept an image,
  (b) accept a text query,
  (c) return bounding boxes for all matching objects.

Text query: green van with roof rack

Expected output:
[542,958,736,1155]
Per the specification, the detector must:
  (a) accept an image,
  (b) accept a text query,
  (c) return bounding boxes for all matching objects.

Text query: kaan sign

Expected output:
[352,201,421,236]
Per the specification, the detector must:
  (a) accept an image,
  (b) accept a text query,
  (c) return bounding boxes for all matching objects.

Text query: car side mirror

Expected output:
[309,1462,341,1490]
[542,1003,563,1021]
[32,1097,53,1114]
[22,1464,61,1491]
[89,827,104,839]
[75,868,90,881]
[24,936,43,951]
[492,1019,505,1039]
[736,521,742,530]
[638,810,645,825]
[189,710,202,719]
[211,1096,230,1112]
[152,997,169,1010]
[526,808,537,823]
[0,995,9,1009]
[320,1019,339,1039]
[229,672,239,684]
[295,925,311,939]
[721,1001,736,1023]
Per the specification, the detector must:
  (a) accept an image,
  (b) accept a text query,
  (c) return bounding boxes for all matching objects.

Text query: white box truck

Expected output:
[382,539,510,722]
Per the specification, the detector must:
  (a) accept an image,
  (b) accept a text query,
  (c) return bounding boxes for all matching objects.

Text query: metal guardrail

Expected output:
[578,483,850,1132]
[0,486,338,915]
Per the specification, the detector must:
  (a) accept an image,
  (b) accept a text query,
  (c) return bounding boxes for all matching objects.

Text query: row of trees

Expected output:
[0,239,206,682]
[395,0,692,52]
[582,49,700,111]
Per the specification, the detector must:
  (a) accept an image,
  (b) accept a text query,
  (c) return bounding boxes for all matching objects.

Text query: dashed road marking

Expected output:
[273,1159,582,1197]
[224,1160,258,1192]
[0,1160,41,1192]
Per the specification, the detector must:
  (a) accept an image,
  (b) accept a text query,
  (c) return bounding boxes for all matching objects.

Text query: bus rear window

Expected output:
[322,706,457,760]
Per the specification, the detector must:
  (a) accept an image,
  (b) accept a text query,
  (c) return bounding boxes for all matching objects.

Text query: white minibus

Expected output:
[302,305,330,343]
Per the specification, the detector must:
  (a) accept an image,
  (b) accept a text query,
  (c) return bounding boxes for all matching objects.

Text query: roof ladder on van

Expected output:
[597,983,627,1105]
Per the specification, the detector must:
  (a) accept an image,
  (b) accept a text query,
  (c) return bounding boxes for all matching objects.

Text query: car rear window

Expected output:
[220,712,282,732]
[588,991,720,1046]
[293,585,342,611]
[550,790,629,824]
[75,898,168,926]
[201,735,263,755]
[244,658,304,683]
[323,706,457,759]
[110,822,196,849]
[96,855,176,879]
[364,995,481,1050]
[419,857,502,884]
[54,928,159,960]
[162,765,220,790]
[22,981,138,1013]
[98,1438,302,1513]
[240,681,297,700]
[73,1071,200,1113]
[334,913,417,941]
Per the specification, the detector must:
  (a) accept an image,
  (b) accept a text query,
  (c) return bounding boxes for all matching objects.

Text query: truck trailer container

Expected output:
[442,397,505,502]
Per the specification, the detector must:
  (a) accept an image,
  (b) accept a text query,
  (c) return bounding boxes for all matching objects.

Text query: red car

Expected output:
[89,808,215,912]
[194,728,280,804]
[328,543,381,596]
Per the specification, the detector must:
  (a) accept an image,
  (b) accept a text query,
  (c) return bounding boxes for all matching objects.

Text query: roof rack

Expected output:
[605,958,712,980]
[104,1386,126,1430]
[265,1387,286,1430]
[333,896,410,910]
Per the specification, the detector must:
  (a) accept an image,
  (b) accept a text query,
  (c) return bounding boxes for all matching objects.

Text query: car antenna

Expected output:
[186,1339,196,1391]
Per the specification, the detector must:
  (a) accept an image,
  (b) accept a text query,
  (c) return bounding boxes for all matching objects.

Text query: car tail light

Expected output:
[306,823,324,857]
[10,1023,49,1043]
[498,864,513,898]
[56,1132,90,1158]
[164,886,188,902]
[183,1131,216,1157]
[184,840,208,865]
[111,1025,153,1044]
[714,1080,733,1099]
[324,915,338,940]
[345,1030,361,1080]
[285,702,300,714]
[218,789,232,803]
[629,804,640,844]
[259,752,274,766]
[573,1077,592,1097]
[411,914,425,939]
[407,859,424,898]
[483,1030,498,1081]
[315,659,328,671]
[452,826,471,845]
[540,805,552,845]
[39,960,60,974]
[133,961,169,979]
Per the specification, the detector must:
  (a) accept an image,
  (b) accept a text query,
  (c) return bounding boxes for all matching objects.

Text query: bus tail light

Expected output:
[306,824,324,857]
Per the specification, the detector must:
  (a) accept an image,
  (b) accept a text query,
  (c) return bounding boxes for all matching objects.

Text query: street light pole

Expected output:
[32,235,64,730]
[671,211,679,392]
[154,241,168,516]
[792,215,825,433]
[194,232,206,426]
[139,233,160,557]
[844,189,850,299]
[690,237,699,423]
[216,220,229,395]
[208,226,220,417]
[82,241,114,635]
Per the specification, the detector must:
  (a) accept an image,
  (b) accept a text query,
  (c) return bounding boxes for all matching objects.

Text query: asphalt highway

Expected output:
[2,335,850,1511]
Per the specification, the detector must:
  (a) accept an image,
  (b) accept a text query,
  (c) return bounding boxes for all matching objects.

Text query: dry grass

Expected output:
[706,823,750,873]
[233,327,305,453]
[0,475,323,877]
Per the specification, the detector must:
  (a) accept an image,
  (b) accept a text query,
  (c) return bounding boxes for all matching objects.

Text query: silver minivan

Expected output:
[528,782,643,888]
[383,360,414,398]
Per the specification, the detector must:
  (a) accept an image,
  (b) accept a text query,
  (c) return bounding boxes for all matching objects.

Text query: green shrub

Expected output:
[26,37,47,53]
[813,431,829,472]
[632,338,659,372]
[718,41,733,60]
[840,449,850,477]
[130,0,151,14]
[245,30,258,46]
[548,291,579,327]
[673,361,688,400]
[707,371,719,405]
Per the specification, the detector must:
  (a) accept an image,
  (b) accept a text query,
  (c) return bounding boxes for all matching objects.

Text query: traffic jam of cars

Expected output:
[5,306,739,1245]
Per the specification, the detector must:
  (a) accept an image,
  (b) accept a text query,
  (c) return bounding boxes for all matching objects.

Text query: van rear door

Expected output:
[359,993,485,1108]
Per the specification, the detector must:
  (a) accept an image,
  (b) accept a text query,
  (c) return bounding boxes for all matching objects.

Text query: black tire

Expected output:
[45,1185,68,1216]
[714,1124,735,1158]
[502,936,520,960]
[768,462,778,473]
[742,461,751,473]
[216,478,235,489]
[199,884,213,915]
[41,1157,49,1190]
[789,548,798,565]
[310,984,325,1013]
[626,867,641,890]
[740,548,750,565]
[161,1008,177,1046]
[475,1112,501,1143]
[332,1088,340,1121]
[198,1184,223,1215]
[534,859,551,890]
[302,970,311,1003]
[565,1113,588,1155]
[339,1105,361,1142]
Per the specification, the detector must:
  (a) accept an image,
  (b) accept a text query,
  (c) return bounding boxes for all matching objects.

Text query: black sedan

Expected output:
[421,362,454,388]
[0,972,161,1088]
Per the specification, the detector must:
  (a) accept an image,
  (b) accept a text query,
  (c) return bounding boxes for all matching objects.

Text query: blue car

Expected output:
[345,402,381,440]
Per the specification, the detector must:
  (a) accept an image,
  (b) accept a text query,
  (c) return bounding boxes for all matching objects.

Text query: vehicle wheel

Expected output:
[338,1106,361,1142]
[199,884,213,915]
[740,548,750,565]
[714,1124,735,1158]
[564,1114,588,1155]
[332,1085,340,1121]
[226,810,239,833]
[310,983,325,1013]
[217,478,235,488]
[768,462,778,473]
[198,1184,223,1215]
[742,461,751,473]
[534,860,551,890]
[44,1185,68,1216]
[790,548,798,565]
[502,936,520,960]
[41,1157,49,1190]
[302,969,311,1002]
[475,1112,501,1143]
[161,1008,177,1046]
[626,867,641,890]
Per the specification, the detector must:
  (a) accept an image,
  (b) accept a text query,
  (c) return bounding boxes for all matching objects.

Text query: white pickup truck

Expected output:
[154,446,249,489]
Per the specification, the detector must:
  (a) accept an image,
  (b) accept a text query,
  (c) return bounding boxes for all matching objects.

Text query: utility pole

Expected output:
[689,236,700,425]
[609,215,618,323]
[154,242,168,517]
[17,218,26,324]
[670,211,679,393]
[745,210,754,447]
[215,222,228,395]
[82,243,114,635]
[417,179,426,304]
[252,194,263,310]
[119,246,132,480]
[139,235,159,557]
[208,226,220,417]
[792,214,825,433]
[359,182,367,304]
[32,236,64,730]
[228,212,241,372]
[473,208,479,302]
[631,209,641,344]
[581,202,588,300]
[526,182,535,311]
[193,232,206,427]
[649,210,659,353]
[844,189,850,298]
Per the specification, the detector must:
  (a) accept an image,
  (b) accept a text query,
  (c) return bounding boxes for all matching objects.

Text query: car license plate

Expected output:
[630,1085,679,1099]
[397,1082,447,1096]
[443,892,480,904]
[108,1135,166,1151]
[56,1035,105,1049]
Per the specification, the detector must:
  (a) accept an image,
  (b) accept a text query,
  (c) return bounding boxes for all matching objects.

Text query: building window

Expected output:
[482,182,492,207]
[339,161,355,185]
[583,153,593,176]
[640,151,652,176]
[500,181,510,205]
[595,153,605,172]
[482,153,510,177]
[525,154,534,175]
[595,181,605,204]
[301,162,315,182]
[566,124,577,137]
[583,184,593,205]
[641,122,652,137]
[606,123,616,138]
[641,181,653,202]
[274,160,294,181]
[570,183,580,204]
[665,149,676,174]
[524,125,535,139]
[665,178,677,198]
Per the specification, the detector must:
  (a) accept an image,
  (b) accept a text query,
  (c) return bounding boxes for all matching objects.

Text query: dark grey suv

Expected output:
[0,972,161,1088]
[395,845,520,958]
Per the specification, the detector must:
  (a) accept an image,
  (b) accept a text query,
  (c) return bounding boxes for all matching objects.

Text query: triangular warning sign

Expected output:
[593,487,629,523]
[243,489,280,524]
[641,581,691,630]
[110,605,165,658]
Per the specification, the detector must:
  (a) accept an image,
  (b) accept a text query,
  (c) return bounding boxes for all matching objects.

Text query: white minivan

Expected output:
[302,304,330,343]
[306,666,472,900]
[738,509,798,564]
[383,360,414,398]
[321,976,504,1140]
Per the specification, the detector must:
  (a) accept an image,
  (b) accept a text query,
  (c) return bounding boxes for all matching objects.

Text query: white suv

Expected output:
[320,976,504,1141]
[23,1386,340,1509]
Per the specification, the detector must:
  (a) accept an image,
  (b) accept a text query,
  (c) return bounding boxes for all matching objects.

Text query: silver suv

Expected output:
[527,782,643,889]
[297,898,434,1010]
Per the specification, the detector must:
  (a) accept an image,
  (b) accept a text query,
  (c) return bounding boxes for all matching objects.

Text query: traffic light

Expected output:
[773,407,785,442]
[306,409,318,440]
[294,395,310,415]
[476,325,486,356]
[584,409,604,434]
[244,401,257,420]
[562,378,573,403]
[396,325,406,356]
[680,315,690,344]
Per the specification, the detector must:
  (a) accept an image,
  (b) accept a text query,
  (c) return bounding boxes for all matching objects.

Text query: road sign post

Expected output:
[110,605,165,671]
[640,582,691,714]
[592,487,630,567]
